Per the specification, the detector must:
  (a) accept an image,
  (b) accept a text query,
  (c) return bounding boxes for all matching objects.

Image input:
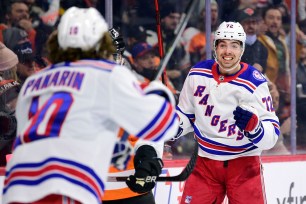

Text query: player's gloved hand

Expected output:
[108,28,125,54]
[126,145,164,194]
[109,28,126,65]
[233,104,262,136]
[111,140,133,170]
[168,126,183,142]
[143,81,176,106]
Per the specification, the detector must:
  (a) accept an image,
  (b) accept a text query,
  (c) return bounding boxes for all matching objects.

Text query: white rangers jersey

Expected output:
[2,59,179,204]
[177,60,280,161]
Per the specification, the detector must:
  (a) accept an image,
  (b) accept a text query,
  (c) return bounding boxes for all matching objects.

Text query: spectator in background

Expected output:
[131,42,159,81]
[2,27,43,86]
[296,44,306,149]
[296,19,306,62]
[222,0,259,22]
[0,42,20,166]
[0,42,18,81]
[125,26,148,50]
[3,0,37,50]
[2,27,29,53]
[258,5,291,123]
[13,38,37,85]
[131,42,177,94]
[275,3,291,39]
[0,79,20,166]
[237,7,268,72]
[297,45,306,91]
[121,25,148,66]
[183,0,220,65]
[158,2,188,91]
[298,0,306,22]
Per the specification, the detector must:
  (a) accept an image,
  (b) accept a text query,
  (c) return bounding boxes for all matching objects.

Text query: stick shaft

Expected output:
[107,139,198,182]
[154,0,166,84]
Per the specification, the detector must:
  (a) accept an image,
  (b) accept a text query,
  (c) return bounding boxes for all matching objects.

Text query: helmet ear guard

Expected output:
[57,7,108,51]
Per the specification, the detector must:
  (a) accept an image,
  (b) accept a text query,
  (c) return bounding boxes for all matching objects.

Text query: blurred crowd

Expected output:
[1,0,306,163]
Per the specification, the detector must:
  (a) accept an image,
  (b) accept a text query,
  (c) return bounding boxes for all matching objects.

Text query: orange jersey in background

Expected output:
[102,129,146,201]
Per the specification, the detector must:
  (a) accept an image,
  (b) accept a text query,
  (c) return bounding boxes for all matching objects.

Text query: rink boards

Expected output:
[0,155,305,203]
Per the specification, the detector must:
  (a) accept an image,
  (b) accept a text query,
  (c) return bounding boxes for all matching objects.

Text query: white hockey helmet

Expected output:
[214,21,246,49]
[57,7,108,51]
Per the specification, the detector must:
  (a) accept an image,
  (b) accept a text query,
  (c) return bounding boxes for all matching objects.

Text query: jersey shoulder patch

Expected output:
[252,69,266,82]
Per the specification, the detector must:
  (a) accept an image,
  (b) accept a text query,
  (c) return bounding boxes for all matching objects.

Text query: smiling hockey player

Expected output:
[176,21,280,204]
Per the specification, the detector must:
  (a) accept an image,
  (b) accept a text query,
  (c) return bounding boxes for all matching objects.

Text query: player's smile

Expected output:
[222,56,235,62]
[219,52,239,67]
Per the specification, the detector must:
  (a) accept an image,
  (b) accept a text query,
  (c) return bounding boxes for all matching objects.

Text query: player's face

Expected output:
[215,39,243,74]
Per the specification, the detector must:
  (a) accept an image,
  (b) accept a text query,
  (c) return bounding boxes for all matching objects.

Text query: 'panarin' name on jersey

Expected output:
[23,70,85,95]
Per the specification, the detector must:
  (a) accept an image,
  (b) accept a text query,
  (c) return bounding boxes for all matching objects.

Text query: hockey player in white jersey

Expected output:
[177,21,280,204]
[2,7,179,204]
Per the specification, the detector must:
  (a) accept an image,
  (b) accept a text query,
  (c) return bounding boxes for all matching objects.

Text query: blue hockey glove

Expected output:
[233,104,261,134]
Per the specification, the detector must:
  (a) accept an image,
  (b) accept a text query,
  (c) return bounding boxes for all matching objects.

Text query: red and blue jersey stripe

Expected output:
[3,157,104,203]
[137,101,178,141]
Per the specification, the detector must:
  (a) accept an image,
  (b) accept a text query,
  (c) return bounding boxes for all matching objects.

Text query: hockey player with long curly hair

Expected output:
[2,7,179,204]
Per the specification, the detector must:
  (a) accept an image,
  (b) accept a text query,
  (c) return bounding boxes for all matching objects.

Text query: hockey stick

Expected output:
[107,138,198,182]
[154,0,166,84]
[107,0,199,183]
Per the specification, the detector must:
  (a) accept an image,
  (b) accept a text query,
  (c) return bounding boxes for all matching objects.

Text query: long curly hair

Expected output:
[47,31,116,64]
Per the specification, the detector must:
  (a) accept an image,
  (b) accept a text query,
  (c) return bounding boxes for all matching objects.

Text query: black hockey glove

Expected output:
[126,145,164,194]
[109,28,125,65]
[108,27,125,54]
